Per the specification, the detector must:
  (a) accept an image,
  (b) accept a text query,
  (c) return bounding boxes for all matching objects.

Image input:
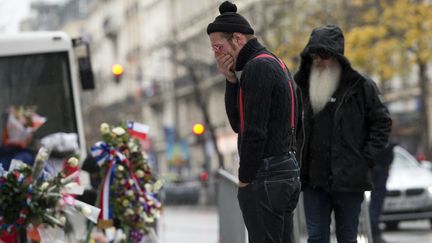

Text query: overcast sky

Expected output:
[0,0,64,33]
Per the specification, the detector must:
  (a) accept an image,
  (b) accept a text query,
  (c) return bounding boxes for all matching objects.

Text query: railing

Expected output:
[217,169,373,243]
[217,169,247,243]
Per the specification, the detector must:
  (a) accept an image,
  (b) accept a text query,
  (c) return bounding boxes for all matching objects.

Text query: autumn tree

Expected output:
[345,0,432,154]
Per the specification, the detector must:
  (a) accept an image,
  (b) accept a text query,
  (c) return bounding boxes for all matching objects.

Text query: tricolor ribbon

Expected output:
[99,161,115,221]
[91,142,120,222]
[91,141,161,222]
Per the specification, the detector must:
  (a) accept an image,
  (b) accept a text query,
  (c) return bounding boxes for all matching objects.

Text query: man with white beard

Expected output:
[294,25,392,243]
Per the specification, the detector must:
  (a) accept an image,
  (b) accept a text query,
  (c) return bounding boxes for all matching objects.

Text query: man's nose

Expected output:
[313,57,323,64]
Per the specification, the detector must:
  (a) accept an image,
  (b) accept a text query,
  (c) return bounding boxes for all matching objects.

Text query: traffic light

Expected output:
[112,64,124,83]
[192,123,205,136]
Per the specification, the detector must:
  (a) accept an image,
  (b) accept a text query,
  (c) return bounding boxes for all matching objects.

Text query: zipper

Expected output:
[299,109,306,164]
[333,78,362,121]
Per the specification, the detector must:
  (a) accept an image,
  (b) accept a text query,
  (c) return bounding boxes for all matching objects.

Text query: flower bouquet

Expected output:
[3,106,46,148]
[0,148,100,242]
[91,122,162,243]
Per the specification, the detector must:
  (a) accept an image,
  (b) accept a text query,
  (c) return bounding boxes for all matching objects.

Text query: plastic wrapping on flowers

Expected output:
[91,122,162,243]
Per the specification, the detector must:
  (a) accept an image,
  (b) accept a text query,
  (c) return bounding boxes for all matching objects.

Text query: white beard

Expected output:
[308,63,341,114]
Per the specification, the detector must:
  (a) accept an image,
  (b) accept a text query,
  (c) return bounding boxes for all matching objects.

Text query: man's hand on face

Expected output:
[215,53,237,84]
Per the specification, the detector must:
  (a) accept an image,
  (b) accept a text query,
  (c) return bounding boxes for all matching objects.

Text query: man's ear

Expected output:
[233,32,246,46]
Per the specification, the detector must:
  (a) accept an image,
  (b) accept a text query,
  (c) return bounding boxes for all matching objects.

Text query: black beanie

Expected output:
[207,1,254,35]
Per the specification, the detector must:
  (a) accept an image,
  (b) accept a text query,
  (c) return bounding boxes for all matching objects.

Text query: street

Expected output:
[158,205,432,243]
[382,220,432,243]
[158,206,218,243]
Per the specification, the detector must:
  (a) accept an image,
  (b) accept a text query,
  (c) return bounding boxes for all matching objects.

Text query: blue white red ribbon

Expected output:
[91,141,161,221]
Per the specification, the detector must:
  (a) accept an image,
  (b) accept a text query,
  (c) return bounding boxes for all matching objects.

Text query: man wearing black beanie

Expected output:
[207,2,301,243]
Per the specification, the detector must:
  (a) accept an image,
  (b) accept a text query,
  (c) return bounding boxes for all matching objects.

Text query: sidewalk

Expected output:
[158,205,218,243]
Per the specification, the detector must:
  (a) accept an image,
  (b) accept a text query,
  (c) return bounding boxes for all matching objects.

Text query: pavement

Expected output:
[158,205,218,243]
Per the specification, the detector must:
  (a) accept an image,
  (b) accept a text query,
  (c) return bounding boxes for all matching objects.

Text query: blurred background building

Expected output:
[15,0,432,188]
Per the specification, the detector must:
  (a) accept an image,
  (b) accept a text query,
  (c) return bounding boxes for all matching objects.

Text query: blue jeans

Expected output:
[237,153,301,243]
[303,186,364,243]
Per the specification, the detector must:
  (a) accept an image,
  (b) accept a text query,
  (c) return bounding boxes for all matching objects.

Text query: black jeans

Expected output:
[303,186,364,243]
[369,165,390,233]
[237,153,301,243]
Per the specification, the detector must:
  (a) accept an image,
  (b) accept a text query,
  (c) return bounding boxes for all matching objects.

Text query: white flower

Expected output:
[100,123,110,134]
[154,180,164,191]
[128,141,139,152]
[135,170,145,178]
[145,183,153,192]
[144,213,154,223]
[81,206,92,217]
[125,208,134,216]
[59,216,66,225]
[112,127,126,136]
[35,147,49,162]
[117,165,125,172]
[67,157,79,167]
[128,179,134,186]
[40,182,50,190]
[142,152,148,160]
[122,200,130,207]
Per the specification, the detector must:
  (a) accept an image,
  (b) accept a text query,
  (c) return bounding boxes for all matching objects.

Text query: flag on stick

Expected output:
[127,121,149,140]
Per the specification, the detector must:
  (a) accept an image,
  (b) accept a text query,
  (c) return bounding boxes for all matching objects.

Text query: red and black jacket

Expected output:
[225,38,301,183]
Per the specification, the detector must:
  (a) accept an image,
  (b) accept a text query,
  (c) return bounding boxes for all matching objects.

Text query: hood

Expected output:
[300,25,351,67]
[294,25,354,89]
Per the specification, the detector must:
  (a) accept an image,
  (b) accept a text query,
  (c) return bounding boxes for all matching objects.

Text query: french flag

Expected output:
[127,121,149,140]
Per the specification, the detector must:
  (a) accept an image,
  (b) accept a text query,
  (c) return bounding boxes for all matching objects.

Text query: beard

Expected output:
[308,61,342,114]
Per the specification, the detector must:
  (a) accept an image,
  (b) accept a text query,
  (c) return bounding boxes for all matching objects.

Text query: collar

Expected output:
[235,38,266,71]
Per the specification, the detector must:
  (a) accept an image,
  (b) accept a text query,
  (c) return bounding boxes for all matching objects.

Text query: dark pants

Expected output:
[237,154,301,243]
[303,186,364,243]
[369,165,389,233]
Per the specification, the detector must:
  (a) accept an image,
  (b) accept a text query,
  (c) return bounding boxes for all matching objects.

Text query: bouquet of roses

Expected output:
[91,122,162,243]
[0,147,100,241]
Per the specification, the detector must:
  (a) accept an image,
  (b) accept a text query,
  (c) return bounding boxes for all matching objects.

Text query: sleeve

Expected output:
[294,82,303,148]
[224,80,240,133]
[362,79,392,167]
[238,60,275,182]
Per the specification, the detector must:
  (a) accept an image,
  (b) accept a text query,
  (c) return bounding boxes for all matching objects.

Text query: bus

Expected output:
[0,31,94,162]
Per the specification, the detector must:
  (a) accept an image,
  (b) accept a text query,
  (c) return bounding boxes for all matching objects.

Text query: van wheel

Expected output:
[385,221,399,231]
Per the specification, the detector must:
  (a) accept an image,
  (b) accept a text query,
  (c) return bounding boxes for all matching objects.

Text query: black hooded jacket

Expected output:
[294,25,392,191]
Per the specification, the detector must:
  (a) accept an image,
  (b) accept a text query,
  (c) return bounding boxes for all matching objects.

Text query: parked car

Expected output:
[380,146,432,230]
[160,176,202,205]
